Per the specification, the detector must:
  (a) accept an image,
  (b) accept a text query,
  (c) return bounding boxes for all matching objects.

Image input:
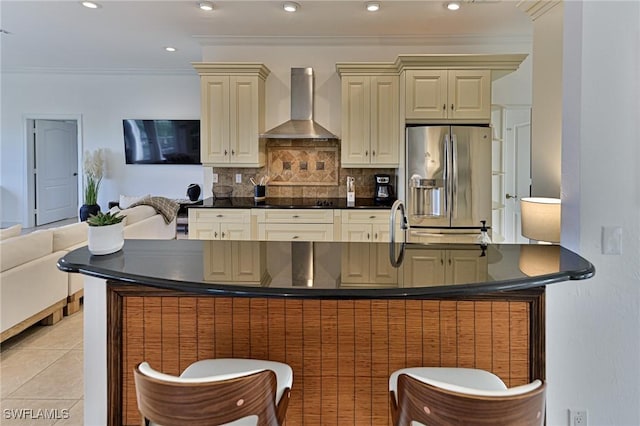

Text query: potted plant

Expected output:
[87,211,126,255]
[80,149,104,221]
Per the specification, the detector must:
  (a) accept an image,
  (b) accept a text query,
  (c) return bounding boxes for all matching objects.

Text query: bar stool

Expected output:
[134,358,293,426]
[389,367,545,426]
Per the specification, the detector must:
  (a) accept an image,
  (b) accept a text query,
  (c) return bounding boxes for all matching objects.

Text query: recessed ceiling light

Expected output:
[446,2,461,11]
[81,1,101,9]
[366,2,380,12]
[199,1,213,11]
[283,2,299,12]
[165,47,177,52]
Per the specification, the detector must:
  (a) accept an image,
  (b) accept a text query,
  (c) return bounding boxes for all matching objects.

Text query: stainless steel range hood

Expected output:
[261,68,339,140]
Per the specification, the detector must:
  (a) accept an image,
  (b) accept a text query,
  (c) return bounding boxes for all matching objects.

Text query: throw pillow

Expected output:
[119,194,151,209]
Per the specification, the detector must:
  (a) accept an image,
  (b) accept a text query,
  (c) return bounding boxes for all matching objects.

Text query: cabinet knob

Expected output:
[231,150,235,155]
[374,232,378,240]
[216,214,223,218]
[293,215,299,218]
[365,150,368,156]
[224,149,228,156]
[292,235,299,239]
[451,104,454,110]
[214,231,218,238]
[441,258,444,265]
[367,232,370,240]
[222,232,225,238]
[369,215,376,219]
[372,150,376,156]
[442,104,446,111]
[448,258,452,265]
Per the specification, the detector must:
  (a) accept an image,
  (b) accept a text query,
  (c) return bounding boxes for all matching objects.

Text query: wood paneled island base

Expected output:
[108,284,544,426]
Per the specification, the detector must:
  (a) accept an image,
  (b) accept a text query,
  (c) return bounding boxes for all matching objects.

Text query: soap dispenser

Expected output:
[346,176,355,205]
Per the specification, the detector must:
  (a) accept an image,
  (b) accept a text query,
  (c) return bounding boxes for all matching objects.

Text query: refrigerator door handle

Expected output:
[452,133,458,219]
[444,133,451,219]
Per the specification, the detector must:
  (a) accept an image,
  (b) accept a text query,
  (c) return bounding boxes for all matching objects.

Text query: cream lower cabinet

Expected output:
[254,209,334,241]
[336,66,399,167]
[340,242,397,286]
[203,241,268,286]
[405,69,491,121]
[188,209,252,240]
[402,248,488,286]
[193,63,270,167]
[341,209,391,242]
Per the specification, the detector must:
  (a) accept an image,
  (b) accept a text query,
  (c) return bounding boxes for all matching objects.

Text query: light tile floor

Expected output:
[0,309,84,425]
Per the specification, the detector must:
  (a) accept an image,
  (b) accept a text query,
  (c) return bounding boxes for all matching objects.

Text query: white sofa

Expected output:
[0,205,176,342]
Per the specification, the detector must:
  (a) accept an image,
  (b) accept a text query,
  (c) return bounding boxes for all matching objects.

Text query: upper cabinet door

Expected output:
[448,70,491,120]
[339,72,399,167]
[341,76,371,165]
[230,75,261,165]
[370,75,399,165]
[405,70,448,120]
[201,76,230,164]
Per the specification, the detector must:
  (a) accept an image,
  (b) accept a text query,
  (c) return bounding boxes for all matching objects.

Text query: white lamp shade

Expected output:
[520,197,561,243]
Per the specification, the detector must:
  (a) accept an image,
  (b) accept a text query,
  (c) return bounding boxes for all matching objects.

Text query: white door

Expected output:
[35,120,78,225]
[503,108,531,243]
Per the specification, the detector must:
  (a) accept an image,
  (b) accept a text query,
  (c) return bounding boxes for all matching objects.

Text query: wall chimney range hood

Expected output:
[261,67,339,140]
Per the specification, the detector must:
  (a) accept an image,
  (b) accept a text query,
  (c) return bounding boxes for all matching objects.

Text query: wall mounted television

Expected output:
[123,119,201,165]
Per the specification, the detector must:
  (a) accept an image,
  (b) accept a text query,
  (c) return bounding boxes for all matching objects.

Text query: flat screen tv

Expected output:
[123,119,201,164]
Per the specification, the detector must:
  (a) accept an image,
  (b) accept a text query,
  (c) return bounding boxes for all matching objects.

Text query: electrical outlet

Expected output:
[212,173,218,183]
[569,409,588,426]
[235,173,242,184]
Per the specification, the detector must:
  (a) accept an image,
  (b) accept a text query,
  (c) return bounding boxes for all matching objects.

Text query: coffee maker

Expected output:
[374,174,395,205]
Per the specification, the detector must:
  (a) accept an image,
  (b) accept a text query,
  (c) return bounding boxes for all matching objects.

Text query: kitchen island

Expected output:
[58,240,594,426]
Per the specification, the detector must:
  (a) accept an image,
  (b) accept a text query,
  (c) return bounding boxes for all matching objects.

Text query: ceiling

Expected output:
[0,1,533,73]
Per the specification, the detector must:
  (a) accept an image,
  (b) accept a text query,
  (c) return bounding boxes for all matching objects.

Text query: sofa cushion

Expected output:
[119,194,151,209]
[118,205,156,225]
[0,224,22,241]
[52,222,88,251]
[0,230,53,272]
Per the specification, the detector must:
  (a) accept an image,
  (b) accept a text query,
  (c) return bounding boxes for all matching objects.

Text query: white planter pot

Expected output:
[88,222,124,255]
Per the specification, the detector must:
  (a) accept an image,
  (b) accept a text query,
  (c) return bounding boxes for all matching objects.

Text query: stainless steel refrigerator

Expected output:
[405,125,491,242]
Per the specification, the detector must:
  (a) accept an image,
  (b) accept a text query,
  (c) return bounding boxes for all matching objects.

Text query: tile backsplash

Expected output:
[210,139,396,198]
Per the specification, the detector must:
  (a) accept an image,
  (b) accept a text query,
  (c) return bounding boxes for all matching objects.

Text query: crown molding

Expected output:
[194,34,532,47]
[191,62,271,79]
[516,0,561,21]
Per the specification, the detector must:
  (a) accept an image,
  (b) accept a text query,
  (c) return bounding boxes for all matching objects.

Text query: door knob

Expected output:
[506,193,518,199]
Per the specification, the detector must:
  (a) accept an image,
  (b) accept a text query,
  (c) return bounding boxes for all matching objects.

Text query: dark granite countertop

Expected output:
[187,197,393,209]
[58,240,594,299]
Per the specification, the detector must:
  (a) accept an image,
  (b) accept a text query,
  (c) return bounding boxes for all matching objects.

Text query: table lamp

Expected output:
[520,197,561,244]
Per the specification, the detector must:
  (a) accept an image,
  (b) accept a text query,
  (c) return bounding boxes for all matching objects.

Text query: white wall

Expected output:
[1,72,203,225]
[549,2,640,426]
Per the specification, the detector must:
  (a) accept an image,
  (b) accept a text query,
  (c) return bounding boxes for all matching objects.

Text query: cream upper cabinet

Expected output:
[336,66,400,167]
[405,69,491,121]
[193,63,270,167]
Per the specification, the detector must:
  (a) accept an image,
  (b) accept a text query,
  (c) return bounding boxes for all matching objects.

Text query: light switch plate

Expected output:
[602,226,622,255]
[212,173,218,183]
[235,173,242,184]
